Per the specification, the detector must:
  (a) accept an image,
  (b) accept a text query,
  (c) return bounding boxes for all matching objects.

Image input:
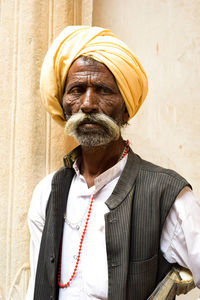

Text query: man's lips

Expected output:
[79,122,102,129]
[78,120,105,130]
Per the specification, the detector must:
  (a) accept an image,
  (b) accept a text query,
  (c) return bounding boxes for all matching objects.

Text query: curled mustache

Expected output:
[64,112,120,146]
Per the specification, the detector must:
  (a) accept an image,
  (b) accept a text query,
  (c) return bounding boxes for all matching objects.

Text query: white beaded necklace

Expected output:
[64,195,91,230]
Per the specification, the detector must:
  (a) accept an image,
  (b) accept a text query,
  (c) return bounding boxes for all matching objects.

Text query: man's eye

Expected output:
[69,86,84,94]
[97,86,112,94]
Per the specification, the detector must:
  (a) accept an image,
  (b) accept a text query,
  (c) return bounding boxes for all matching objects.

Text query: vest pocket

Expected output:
[127,254,158,300]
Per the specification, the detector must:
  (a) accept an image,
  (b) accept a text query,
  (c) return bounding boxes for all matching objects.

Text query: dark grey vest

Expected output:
[33,149,191,300]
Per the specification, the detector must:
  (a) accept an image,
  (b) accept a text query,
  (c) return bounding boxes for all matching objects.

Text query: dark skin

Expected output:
[62,57,129,187]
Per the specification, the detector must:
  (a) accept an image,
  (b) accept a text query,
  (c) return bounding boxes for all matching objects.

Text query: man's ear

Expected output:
[122,111,129,125]
[122,103,129,125]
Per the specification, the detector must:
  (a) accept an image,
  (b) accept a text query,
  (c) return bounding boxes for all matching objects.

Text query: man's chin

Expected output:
[73,131,115,147]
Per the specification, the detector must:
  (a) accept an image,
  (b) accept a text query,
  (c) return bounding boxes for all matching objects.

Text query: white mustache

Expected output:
[64,112,120,142]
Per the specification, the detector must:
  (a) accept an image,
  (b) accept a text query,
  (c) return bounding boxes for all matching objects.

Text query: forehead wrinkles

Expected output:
[66,57,118,86]
[67,70,115,86]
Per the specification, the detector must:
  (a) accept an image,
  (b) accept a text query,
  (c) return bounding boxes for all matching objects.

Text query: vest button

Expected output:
[50,255,55,263]
[111,261,120,267]
[109,218,118,223]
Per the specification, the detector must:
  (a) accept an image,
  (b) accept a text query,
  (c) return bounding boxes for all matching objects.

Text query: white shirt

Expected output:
[26,155,200,300]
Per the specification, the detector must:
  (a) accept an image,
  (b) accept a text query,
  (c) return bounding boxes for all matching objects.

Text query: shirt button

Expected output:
[50,255,55,263]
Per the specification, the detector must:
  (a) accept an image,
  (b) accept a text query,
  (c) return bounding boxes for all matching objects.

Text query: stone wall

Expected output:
[0,1,92,299]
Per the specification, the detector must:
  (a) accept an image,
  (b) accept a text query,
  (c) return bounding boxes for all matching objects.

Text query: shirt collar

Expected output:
[71,149,128,193]
[63,146,81,168]
[63,145,128,192]
[92,156,128,192]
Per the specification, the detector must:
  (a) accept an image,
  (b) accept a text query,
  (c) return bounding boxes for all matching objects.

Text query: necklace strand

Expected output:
[58,193,94,288]
[58,140,129,288]
[63,140,129,231]
[64,195,91,230]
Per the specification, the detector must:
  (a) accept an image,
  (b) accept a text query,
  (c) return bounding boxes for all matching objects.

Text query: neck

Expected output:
[80,137,125,187]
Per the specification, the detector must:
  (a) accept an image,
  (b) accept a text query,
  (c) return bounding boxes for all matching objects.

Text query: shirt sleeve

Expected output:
[26,172,55,300]
[161,186,200,288]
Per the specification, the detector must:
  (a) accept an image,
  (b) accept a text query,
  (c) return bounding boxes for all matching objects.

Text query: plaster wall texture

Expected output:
[0,0,91,299]
[92,1,200,299]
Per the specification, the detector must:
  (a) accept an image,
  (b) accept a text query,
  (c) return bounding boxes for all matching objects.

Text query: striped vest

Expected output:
[34,148,191,300]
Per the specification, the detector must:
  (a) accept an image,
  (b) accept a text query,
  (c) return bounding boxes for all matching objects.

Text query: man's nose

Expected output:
[80,88,99,114]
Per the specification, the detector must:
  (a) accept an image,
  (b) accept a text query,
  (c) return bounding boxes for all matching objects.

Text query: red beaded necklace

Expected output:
[58,140,129,288]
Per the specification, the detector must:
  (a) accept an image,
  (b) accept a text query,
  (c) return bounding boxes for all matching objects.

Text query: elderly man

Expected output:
[27,26,200,300]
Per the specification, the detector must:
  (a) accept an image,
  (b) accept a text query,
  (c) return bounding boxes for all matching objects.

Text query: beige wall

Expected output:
[0,1,91,299]
[93,1,200,299]
[93,0,200,197]
[0,0,199,299]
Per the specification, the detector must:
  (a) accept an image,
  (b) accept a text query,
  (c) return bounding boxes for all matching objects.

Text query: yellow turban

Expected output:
[40,26,148,127]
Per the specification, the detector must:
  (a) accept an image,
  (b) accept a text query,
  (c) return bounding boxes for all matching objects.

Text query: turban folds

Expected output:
[40,26,148,127]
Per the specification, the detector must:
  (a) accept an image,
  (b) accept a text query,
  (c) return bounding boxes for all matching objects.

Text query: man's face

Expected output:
[62,57,129,146]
